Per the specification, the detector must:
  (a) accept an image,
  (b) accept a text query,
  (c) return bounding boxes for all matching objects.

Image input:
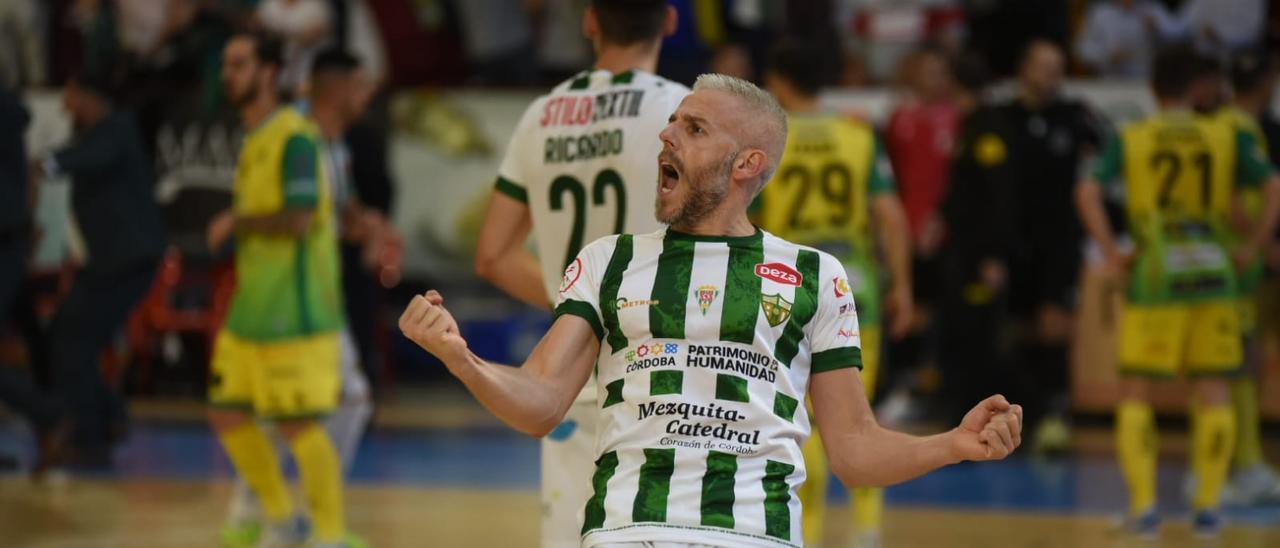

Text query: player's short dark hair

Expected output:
[591,0,669,46]
[232,30,285,71]
[1152,46,1201,100]
[311,47,361,79]
[766,40,830,97]
[1017,38,1063,69]
[1231,50,1273,95]
[950,51,990,94]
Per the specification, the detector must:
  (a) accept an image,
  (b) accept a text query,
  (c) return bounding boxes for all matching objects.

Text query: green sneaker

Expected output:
[218,522,262,548]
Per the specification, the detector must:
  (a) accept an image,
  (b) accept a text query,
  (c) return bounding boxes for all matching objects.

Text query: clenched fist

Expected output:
[949,395,1023,461]
[399,290,470,366]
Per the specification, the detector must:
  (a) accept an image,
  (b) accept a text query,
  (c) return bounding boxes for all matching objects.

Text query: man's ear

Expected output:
[583,6,600,41]
[663,5,678,37]
[733,149,768,183]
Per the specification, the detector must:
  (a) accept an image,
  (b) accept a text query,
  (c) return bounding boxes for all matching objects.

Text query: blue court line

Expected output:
[2,420,1278,525]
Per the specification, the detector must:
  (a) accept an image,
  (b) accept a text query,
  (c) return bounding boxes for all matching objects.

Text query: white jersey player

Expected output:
[474,2,687,545]
[409,75,1023,547]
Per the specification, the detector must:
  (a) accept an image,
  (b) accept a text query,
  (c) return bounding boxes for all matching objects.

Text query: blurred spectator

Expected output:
[937,51,1017,424]
[342,0,387,86]
[886,47,958,260]
[880,47,959,415]
[0,84,68,475]
[841,0,965,83]
[534,0,592,83]
[1000,40,1105,452]
[1075,0,1174,78]
[965,0,1070,77]
[115,0,199,66]
[255,0,334,92]
[0,0,46,87]
[454,0,538,86]
[1165,0,1266,54]
[709,43,754,81]
[29,71,165,465]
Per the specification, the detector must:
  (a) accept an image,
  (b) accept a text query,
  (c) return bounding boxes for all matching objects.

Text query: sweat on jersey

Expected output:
[491,69,690,303]
[553,228,863,547]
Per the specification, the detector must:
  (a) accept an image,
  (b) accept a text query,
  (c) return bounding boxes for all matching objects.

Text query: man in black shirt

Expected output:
[30,72,166,464]
[0,85,67,474]
[999,40,1106,451]
[938,53,1020,424]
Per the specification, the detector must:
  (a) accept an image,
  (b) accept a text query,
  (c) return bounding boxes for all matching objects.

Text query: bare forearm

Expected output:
[825,424,959,488]
[1075,181,1117,255]
[445,351,569,437]
[1249,178,1280,251]
[478,248,552,310]
[875,199,912,289]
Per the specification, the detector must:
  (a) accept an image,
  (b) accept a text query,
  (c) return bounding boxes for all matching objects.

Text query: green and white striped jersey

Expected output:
[493,69,690,304]
[554,228,864,547]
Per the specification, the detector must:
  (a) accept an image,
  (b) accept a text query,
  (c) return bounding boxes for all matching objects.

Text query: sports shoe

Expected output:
[257,515,310,548]
[1192,510,1222,538]
[310,533,368,548]
[1224,464,1280,506]
[1031,415,1071,455]
[1113,508,1160,541]
[219,521,262,548]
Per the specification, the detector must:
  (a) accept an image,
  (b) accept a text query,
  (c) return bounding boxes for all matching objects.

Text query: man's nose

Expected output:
[659,125,676,149]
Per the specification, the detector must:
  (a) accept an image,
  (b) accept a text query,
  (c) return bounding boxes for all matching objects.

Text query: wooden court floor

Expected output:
[3,476,1278,548]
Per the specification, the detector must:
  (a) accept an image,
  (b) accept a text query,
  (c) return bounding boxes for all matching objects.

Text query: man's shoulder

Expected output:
[762,230,842,266]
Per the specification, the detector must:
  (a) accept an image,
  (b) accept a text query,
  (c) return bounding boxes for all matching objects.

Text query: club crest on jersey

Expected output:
[754,262,802,286]
[833,277,851,298]
[760,293,793,327]
[695,285,719,315]
[559,258,582,294]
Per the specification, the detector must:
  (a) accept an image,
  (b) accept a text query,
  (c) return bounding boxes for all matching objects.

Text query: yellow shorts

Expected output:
[859,326,881,401]
[1117,301,1242,377]
[209,330,341,418]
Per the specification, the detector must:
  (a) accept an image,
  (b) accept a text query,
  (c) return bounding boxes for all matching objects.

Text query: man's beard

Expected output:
[656,152,735,228]
[225,78,261,108]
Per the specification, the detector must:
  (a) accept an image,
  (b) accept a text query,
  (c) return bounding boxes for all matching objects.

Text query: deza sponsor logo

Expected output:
[754,262,802,286]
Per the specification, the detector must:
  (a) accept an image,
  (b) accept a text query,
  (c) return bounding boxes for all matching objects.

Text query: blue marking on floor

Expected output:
[3,419,1279,525]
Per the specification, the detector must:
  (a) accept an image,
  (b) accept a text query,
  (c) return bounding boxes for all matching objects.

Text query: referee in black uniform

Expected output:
[998,40,1105,451]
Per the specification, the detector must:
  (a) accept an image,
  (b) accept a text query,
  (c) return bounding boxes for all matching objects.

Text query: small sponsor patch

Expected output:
[754,262,802,286]
[559,258,582,294]
[833,277,851,298]
[761,293,793,327]
[696,285,719,315]
[616,297,660,309]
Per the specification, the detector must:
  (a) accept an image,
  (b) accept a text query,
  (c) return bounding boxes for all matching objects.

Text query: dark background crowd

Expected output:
[2,0,1279,470]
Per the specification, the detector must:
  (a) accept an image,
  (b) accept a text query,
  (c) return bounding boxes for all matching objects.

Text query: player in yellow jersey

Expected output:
[759,41,912,548]
[1200,52,1280,505]
[204,32,359,548]
[1076,48,1280,539]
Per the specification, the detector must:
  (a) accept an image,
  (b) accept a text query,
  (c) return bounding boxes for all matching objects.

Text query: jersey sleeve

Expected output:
[867,134,897,194]
[493,100,543,203]
[808,253,863,374]
[1091,134,1124,186]
[282,133,320,207]
[1235,128,1274,188]
[552,236,615,342]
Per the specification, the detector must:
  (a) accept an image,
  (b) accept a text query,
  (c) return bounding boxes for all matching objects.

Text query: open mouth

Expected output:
[659,162,680,193]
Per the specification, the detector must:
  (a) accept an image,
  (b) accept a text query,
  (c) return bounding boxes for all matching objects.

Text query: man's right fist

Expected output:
[399,290,469,365]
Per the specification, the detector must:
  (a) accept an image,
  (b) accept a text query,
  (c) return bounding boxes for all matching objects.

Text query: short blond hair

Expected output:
[692,73,788,187]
